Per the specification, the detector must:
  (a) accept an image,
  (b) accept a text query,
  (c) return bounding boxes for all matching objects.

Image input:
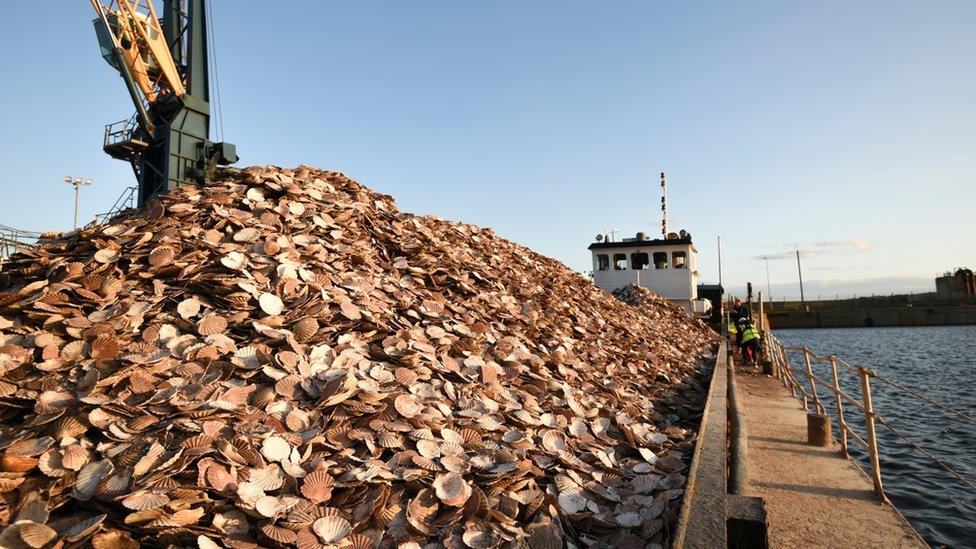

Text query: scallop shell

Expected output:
[292,316,319,342]
[246,187,265,202]
[395,368,418,387]
[51,415,88,439]
[5,437,52,458]
[261,523,298,544]
[416,439,441,459]
[94,248,120,263]
[256,496,288,518]
[92,531,140,549]
[462,525,499,549]
[197,534,223,549]
[149,245,176,266]
[16,521,57,548]
[248,464,286,491]
[432,472,472,507]
[261,436,291,462]
[259,293,285,316]
[300,471,335,504]
[206,463,238,492]
[312,515,351,544]
[557,489,587,514]
[221,251,246,270]
[171,507,205,527]
[35,390,75,414]
[526,519,562,549]
[410,454,441,472]
[541,430,568,453]
[344,533,376,549]
[458,428,483,449]
[394,394,421,418]
[440,428,464,445]
[122,490,171,511]
[63,514,107,542]
[234,227,260,243]
[0,453,38,473]
[197,314,227,336]
[73,460,114,500]
[177,298,201,319]
[38,450,66,477]
[90,335,121,361]
[61,444,89,471]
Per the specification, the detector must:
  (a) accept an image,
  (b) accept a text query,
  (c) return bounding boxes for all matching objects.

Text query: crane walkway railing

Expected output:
[761,331,976,501]
[87,186,139,228]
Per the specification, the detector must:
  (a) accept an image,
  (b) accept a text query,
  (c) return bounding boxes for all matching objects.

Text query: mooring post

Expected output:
[858,367,885,501]
[829,357,849,458]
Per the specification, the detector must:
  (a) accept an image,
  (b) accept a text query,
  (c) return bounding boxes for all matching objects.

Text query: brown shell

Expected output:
[312,515,351,544]
[0,452,38,473]
[197,314,228,336]
[300,471,335,504]
[292,316,319,342]
[149,245,176,267]
[90,334,121,360]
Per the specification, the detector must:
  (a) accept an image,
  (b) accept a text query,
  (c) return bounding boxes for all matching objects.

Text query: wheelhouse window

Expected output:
[596,254,610,271]
[653,252,669,269]
[673,251,687,269]
[631,252,650,270]
[613,254,628,270]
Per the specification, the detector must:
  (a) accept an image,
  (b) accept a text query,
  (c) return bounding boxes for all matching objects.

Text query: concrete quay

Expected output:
[737,372,926,548]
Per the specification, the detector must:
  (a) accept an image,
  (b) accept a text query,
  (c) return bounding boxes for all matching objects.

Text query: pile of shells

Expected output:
[0,166,717,548]
[611,285,678,310]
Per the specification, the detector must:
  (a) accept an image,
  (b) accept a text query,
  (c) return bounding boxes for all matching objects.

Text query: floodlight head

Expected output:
[64,176,72,183]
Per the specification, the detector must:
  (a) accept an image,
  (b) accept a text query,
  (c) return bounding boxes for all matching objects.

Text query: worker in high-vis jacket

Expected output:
[734,317,761,364]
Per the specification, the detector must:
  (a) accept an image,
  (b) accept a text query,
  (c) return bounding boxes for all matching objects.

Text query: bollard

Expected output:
[807,413,832,446]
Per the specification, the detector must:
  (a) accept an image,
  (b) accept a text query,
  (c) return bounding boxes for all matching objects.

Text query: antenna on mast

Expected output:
[660,172,668,238]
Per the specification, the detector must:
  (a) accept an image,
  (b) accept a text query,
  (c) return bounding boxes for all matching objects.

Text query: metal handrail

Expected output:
[87,186,139,228]
[764,331,976,501]
[0,224,42,259]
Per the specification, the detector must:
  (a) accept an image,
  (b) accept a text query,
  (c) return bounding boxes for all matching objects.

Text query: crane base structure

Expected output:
[92,0,237,206]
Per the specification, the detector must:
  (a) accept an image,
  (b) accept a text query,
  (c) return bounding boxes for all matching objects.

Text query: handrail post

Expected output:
[803,349,825,414]
[829,357,849,458]
[858,367,885,501]
[781,344,798,398]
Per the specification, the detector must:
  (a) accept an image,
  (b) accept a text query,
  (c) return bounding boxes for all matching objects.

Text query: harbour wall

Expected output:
[766,305,976,329]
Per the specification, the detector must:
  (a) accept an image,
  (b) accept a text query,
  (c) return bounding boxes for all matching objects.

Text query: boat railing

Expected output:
[760,330,976,501]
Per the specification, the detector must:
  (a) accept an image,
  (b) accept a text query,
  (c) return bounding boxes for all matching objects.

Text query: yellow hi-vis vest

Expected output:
[740,324,759,344]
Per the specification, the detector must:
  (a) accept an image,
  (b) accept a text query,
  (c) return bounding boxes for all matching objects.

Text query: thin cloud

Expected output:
[813,238,872,253]
[755,238,872,261]
[752,250,821,261]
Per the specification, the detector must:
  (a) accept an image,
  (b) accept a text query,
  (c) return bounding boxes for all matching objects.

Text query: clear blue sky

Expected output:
[1,1,973,299]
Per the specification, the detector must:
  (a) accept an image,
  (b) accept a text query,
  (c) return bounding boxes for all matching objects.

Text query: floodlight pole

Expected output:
[764,255,772,307]
[65,177,93,230]
[796,248,806,309]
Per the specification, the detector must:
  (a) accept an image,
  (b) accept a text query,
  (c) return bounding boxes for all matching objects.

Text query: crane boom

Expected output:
[90,0,237,206]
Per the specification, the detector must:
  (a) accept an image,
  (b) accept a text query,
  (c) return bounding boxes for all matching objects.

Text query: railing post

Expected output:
[858,367,885,501]
[803,349,825,414]
[829,357,849,458]
[780,344,797,398]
